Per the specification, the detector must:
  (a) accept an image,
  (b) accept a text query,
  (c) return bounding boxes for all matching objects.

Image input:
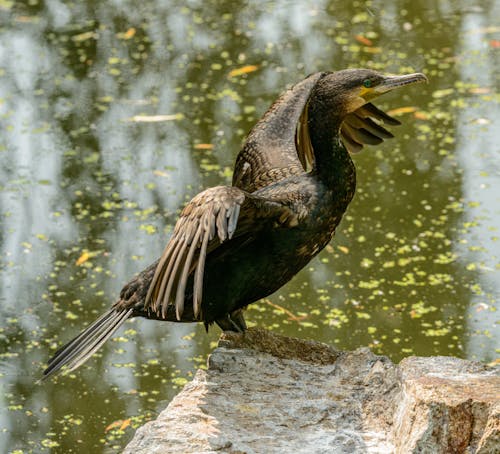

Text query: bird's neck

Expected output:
[308,106,356,193]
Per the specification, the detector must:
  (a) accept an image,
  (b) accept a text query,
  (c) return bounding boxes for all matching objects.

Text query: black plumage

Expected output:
[42,69,427,379]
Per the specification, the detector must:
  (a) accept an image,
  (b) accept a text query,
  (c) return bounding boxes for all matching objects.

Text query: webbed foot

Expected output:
[215,309,247,333]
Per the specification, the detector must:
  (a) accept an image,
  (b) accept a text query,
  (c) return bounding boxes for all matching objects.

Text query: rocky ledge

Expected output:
[124,328,499,453]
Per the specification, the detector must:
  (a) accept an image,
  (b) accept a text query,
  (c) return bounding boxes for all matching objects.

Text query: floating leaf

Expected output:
[194,143,214,150]
[469,87,490,94]
[386,106,417,116]
[414,111,429,120]
[65,311,78,320]
[153,170,169,177]
[105,418,131,433]
[228,65,259,78]
[126,114,183,122]
[468,26,500,34]
[356,312,371,319]
[363,47,382,54]
[72,31,97,42]
[354,34,373,46]
[472,118,491,125]
[41,439,60,448]
[120,419,131,431]
[432,88,454,99]
[76,252,89,266]
[264,299,307,322]
[139,224,156,235]
[122,28,136,40]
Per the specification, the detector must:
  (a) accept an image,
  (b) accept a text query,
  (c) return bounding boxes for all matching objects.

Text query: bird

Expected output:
[42,69,427,380]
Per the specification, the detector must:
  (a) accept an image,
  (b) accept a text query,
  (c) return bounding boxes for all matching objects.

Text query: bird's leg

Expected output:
[215,309,247,333]
[230,308,247,331]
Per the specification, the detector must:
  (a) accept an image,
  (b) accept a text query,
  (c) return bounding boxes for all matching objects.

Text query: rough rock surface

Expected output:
[124,328,500,454]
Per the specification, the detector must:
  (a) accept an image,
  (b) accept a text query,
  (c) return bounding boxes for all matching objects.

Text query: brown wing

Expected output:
[234,72,403,191]
[145,185,294,321]
[233,72,324,192]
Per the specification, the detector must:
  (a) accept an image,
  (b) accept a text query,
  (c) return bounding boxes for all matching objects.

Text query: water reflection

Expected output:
[455,5,500,359]
[0,0,498,452]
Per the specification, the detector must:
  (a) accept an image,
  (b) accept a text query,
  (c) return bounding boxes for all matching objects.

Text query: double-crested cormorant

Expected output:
[42,69,427,379]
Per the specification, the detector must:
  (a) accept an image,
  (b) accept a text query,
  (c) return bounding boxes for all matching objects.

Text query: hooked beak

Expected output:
[361,72,428,100]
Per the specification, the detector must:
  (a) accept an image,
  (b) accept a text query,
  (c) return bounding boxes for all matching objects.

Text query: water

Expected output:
[1,0,499,452]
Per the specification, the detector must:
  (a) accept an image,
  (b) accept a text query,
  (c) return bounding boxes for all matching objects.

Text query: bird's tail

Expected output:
[41,308,134,381]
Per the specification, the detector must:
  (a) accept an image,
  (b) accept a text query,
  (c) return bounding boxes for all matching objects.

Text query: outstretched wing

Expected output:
[234,72,402,191]
[341,103,401,154]
[295,101,402,168]
[233,72,324,192]
[145,185,296,321]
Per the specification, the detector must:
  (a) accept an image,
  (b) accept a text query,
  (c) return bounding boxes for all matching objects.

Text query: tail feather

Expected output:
[47,310,116,365]
[42,308,134,380]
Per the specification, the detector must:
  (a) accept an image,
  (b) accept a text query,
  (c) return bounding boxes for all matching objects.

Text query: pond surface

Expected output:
[1,0,499,452]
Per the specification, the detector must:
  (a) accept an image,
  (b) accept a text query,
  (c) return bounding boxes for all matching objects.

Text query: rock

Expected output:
[394,356,500,453]
[124,328,500,454]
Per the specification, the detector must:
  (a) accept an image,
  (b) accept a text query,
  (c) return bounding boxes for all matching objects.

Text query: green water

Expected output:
[1,0,499,452]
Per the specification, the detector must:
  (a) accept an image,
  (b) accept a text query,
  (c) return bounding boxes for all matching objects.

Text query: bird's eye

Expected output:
[363,79,372,88]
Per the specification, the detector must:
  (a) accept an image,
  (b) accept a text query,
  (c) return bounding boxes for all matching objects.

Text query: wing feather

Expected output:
[345,112,394,139]
[166,239,188,320]
[340,129,363,154]
[296,100,315,172]
[145,187,247,321]
[193,219,211,318]
[175,225,203,320]
[340,102,402,154]
[227,204,240,238]
[155,239,183,315]
[216,206,227,242]
[358,102,401,125]
[342,122,383,146]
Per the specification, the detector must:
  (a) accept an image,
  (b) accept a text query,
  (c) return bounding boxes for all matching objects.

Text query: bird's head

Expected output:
[324,69,427,117]
[313,69,428,119]
[296,69,428,166]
